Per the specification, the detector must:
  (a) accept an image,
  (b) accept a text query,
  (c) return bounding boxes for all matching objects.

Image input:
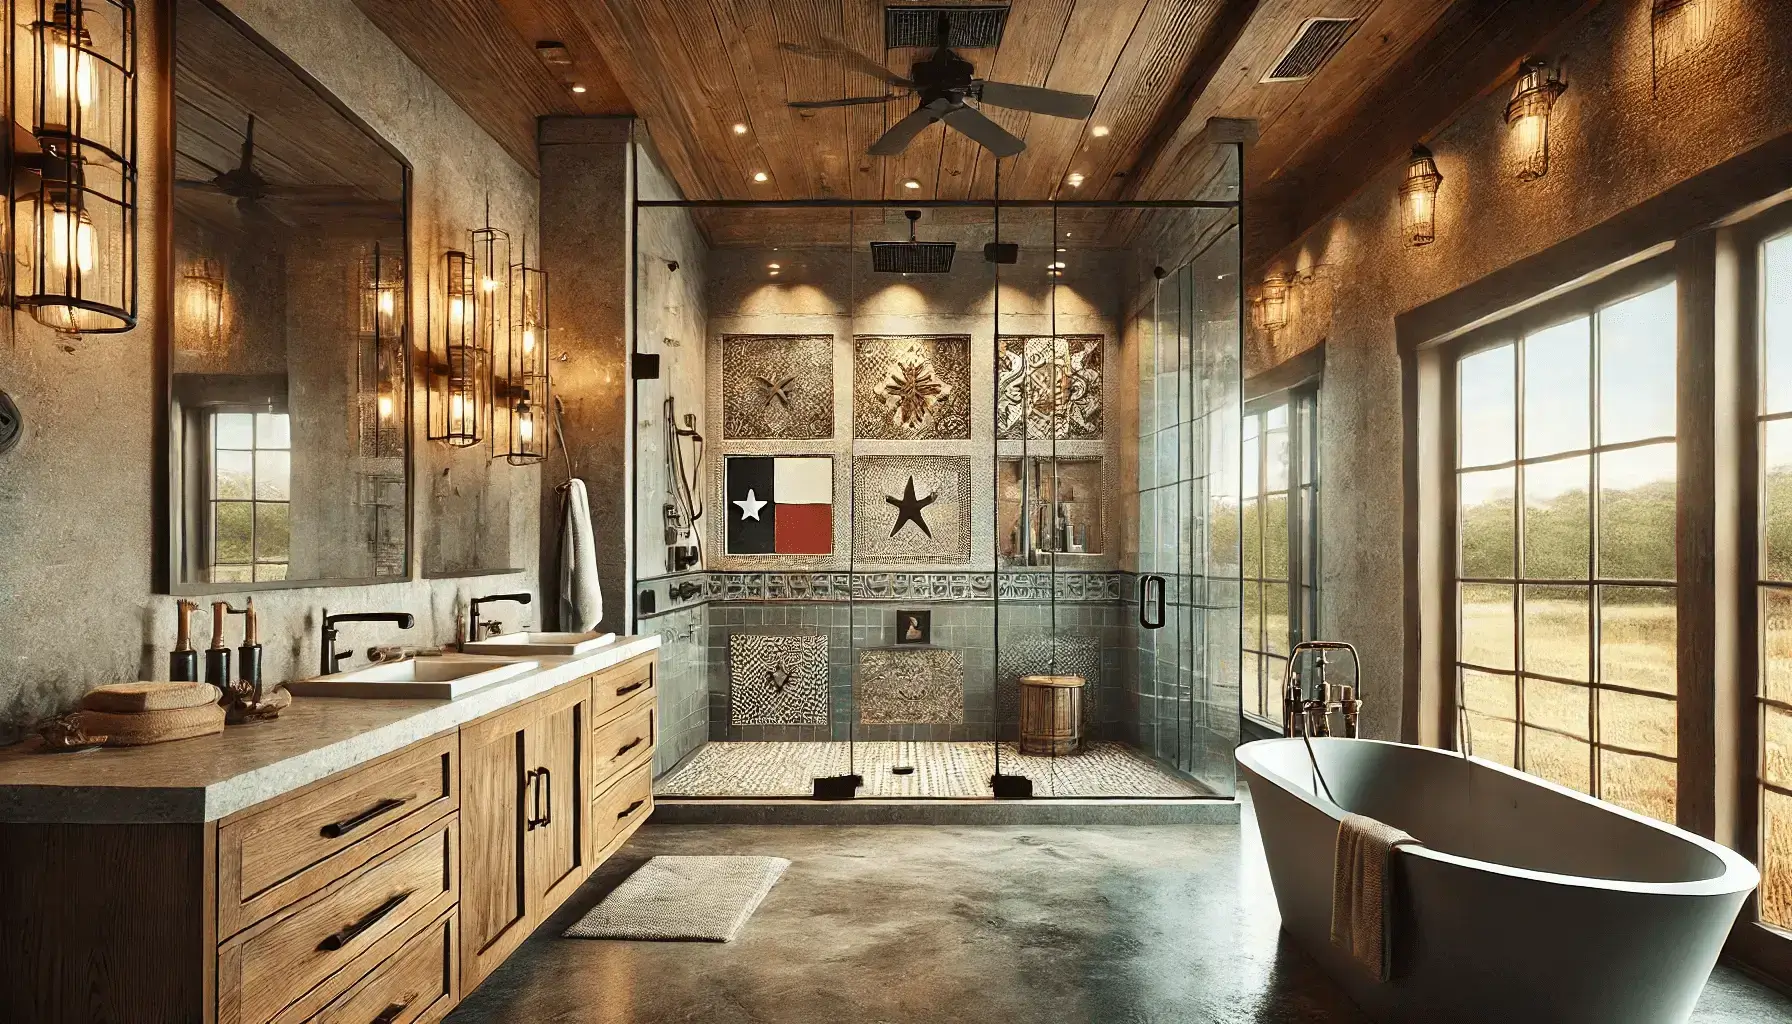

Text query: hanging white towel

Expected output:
[559,478,602,631]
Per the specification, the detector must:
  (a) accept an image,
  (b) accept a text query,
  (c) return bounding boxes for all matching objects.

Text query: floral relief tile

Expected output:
[851,456,973,564]
[729,633,830,725]
[997,334,1104,440]
[853,335,971,440]
[721,334,835,439]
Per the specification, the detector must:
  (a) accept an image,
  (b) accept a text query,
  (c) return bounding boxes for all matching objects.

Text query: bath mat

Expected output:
[564,855,790,942]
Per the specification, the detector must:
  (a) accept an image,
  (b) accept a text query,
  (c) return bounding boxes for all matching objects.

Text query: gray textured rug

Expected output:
[564,855,791,942]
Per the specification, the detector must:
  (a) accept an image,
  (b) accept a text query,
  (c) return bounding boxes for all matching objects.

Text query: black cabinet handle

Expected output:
[524,767,541,831]
[615,736,644,759]
[615,680,646,697]
[317,891,410,952]
[372,996,415,1024]
[537,767,553,827]
[320,797,407,840]
[617,799,645,820]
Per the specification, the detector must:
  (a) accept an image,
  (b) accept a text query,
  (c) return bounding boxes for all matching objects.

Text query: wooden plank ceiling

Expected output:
[354,0,1591,261]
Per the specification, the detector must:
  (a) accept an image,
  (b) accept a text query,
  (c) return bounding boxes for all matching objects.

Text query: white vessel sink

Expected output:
[462,631,617,657]
[289,656,539,699]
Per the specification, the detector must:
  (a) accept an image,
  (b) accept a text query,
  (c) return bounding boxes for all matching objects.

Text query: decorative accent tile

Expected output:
[724,455,834,555]
[997,632,1103,723]
[858,648,965,725]
[851,456,972,564]
[853,335,971,440]
[729,633,829,725]
[721,334,834,439]
[997,335,1104,440]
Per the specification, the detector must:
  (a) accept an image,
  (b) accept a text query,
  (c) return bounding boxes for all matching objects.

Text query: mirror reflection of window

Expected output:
[208,411,290,584]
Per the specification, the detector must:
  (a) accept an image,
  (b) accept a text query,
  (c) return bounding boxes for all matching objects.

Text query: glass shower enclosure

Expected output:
[631,143,1242,801]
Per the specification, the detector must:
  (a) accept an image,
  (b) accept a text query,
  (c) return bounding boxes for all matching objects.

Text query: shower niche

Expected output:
[629,151,1243,801]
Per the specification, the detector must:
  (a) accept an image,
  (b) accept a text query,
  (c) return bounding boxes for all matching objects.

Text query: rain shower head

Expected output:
[871,210,956,273]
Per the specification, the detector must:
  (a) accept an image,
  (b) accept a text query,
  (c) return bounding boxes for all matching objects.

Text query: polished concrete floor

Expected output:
[449,813,1792,1023]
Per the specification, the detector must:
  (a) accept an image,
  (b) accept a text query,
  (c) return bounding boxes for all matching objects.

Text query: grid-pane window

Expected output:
[1758,229,1792,932]
[1454,282,1678,823]
[210,411,291,583]
[1241,392,1318,724]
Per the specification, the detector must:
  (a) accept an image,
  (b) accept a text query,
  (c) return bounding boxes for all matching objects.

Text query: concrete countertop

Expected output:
[0,634,662,825]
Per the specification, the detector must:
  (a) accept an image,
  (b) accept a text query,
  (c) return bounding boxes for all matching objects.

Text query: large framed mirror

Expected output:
[163,0,410,591]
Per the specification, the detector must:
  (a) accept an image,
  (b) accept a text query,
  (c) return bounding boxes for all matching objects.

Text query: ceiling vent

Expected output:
[1261,17,1355,83]
[885,5,1009,49]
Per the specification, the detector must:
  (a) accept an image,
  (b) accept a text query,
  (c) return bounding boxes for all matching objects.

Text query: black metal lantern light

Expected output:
[427,248,488,446]
[357,241,405,457]
[12,0,138,333]
[496,236,548,465]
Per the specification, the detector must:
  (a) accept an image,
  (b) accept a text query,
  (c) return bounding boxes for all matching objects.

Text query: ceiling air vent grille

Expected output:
[885,5,1009,49]
[1261,17,1355,83]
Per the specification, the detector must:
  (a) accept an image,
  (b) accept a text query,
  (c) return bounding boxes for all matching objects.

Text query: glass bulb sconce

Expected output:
[1399,145,1443,248]
[1505,58,1567,182]
[468,202,509,450]
[497,239,549,465]
[427,249,488,447]
[180,256,223,354]
[9,0,137,333]
[1256,273,1290,332]
[358,242,405,458]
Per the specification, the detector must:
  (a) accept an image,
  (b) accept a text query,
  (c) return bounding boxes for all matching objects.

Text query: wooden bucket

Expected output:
[1018,674,1084,756]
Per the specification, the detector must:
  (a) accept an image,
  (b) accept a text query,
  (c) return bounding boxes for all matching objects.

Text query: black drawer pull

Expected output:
[615,736,644,759]
[317,891,411,952]
[320,797,407,839]
[524,768,541,831]
[615,680,646,697]
[617,799,645,820]
[537,766,553,828]
[372,996,415,1024]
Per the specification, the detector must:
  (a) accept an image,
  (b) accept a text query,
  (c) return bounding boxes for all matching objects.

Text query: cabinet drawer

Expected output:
[591,761,652,860]
[588,654,654,721]
[591,698,654,790]
[220,734,457,937]
[301,907,457,1024]
[220,817,458,1024]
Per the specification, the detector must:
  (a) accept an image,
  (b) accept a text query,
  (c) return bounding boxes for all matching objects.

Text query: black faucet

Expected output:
[320,610,415,675]
[468,593,532,641]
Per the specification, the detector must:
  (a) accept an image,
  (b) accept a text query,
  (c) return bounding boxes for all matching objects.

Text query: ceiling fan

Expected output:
[175,114,381,218]
[782,14,1097,158]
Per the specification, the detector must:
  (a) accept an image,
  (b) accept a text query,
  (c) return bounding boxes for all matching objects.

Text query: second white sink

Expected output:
[462,631,617,657]
[289,656,539,699]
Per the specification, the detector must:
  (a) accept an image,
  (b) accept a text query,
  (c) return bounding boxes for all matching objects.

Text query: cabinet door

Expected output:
[458,699,535,992]
[527,679,591,916]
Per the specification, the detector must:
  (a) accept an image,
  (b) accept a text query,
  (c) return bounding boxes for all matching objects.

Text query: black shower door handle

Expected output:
[1139,574,1166,629]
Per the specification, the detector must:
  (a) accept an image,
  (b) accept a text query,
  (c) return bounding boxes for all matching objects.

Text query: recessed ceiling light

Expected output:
[902,178,921,190]
[1057,247,1067,253]
[753,171,769,183]
[768,263,781,270]
[1066,173,1085,188]
[733,123,749,135]
[570,84,587,94]
[1091,125,1110,138]
[1064,232,1072,238]
[1049,261,1066,270]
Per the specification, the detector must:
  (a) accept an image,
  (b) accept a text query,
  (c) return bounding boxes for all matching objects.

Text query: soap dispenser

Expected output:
[236,599,263,698]
[170,599,200,682]
[205,601,235,691]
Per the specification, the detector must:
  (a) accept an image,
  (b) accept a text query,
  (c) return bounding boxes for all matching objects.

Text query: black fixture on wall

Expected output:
[8,0,139,334]
[495,234,549,465]
[0,388,21,455]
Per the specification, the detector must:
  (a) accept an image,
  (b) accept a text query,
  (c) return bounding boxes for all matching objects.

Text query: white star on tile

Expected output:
[734,489,767,521]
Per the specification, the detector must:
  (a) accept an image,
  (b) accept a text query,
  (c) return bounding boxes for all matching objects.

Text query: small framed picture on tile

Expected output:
[895,609,931,646]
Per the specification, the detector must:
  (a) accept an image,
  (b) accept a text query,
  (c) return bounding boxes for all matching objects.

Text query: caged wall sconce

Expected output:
[496,235,549,465]
[1399,145,1444,248]
[1255,273,1290,332]
[179,256,223,354]
[1505,58,1567,182]
[357,241,405,457]
[9,0,138,333]
[426,248,488,447]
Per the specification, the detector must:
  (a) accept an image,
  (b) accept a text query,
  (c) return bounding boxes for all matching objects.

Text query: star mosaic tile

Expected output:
[853,335,971,439]
[720,334,835,439]
[851,456,972,563]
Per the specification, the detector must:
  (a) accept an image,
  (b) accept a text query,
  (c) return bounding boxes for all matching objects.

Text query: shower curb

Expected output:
[649,798,1242,826]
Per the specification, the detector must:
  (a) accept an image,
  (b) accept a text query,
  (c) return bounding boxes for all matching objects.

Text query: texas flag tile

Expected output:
[726,455,833,555]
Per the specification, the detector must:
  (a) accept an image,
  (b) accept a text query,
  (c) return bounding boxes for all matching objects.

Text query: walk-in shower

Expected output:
[631,141,1243,801]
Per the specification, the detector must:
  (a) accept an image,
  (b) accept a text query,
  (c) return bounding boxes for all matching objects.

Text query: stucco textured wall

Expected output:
[1251,0,1792,740]
[0,0,539,741]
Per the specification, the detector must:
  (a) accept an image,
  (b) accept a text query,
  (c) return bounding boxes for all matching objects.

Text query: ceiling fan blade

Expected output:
[868,101,947,157]
[780,39,913,87]
[975,81,1098,120]
[789,95,897,110]
[942,105,1025,158]
[174,179,227,193]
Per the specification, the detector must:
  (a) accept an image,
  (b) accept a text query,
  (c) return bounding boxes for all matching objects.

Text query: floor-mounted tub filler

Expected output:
[1238,738,1758,1024]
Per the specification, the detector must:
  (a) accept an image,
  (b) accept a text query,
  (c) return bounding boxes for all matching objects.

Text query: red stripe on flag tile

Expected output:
[775,504,832,554]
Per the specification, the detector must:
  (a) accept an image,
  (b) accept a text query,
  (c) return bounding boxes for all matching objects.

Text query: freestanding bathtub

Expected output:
[1237,737,1758,1024]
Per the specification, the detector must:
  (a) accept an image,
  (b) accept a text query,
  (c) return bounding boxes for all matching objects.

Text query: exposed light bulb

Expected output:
[448,391,466,429]
[517,403,535,443]
[377,288,395,317]
[522,326,537,355]
[481,276,498,292]
[47,23,95,114]
[49,203,95,273]
[377,390,395,421]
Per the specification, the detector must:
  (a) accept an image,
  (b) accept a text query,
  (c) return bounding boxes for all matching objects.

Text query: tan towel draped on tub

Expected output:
[1331,812,1421,982]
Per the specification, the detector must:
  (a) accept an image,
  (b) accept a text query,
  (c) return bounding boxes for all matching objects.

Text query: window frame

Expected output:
[1440,257,1682,817]
[202,406,292,584]
[1240,384,1320,730]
